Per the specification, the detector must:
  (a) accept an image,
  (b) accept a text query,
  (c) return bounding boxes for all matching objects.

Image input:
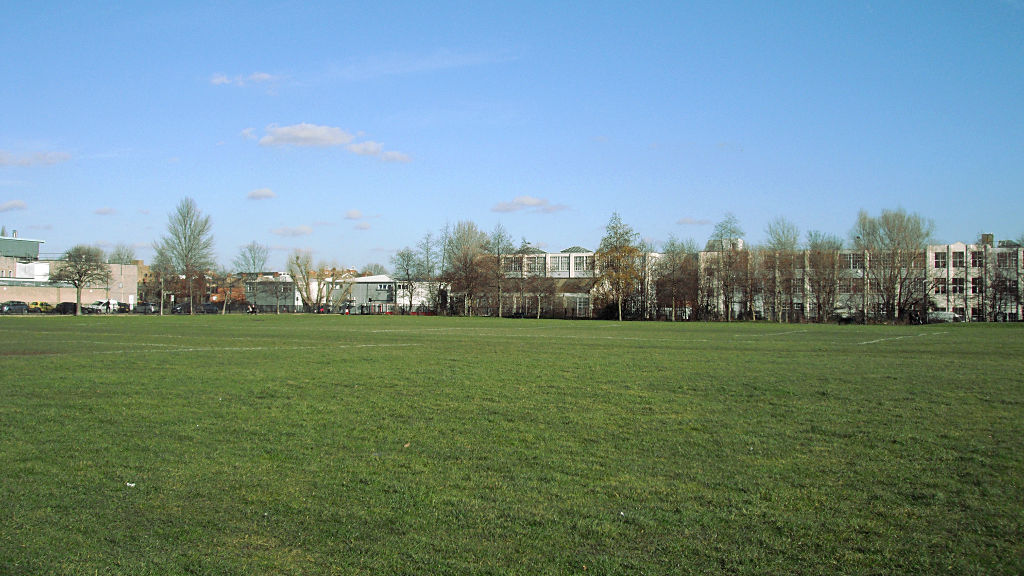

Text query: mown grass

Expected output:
[1,315,1022,574]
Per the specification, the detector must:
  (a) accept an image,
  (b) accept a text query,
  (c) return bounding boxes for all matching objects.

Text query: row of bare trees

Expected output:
[45,198,1021,320]
[386,208,1024,323]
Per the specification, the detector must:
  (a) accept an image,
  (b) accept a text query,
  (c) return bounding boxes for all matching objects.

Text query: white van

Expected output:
[84,299,120,314]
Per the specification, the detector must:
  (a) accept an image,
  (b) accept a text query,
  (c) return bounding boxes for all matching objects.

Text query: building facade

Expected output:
[0,235,139,310]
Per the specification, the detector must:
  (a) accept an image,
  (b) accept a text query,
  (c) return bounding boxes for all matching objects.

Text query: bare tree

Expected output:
[287,249,338,312]
[51,245,112,315]
[764,217,801,322]
[417,231,442,314]
[656,236,699,320]
[596,212,642,321]
[233,241,269,274]
[487,223,514,317]
[391,247,418,313]
[154,197,215,315]
[443,221,489,316]
[707,213,745,321]
[361,263,388,276]
[851,209,933,322]
[805,230,843,322]
[107,243,136,265]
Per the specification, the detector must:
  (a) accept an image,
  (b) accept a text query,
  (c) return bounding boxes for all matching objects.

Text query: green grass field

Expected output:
[1,315,1022,575]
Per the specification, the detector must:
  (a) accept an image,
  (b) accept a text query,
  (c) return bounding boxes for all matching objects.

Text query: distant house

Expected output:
[0,233,139,308]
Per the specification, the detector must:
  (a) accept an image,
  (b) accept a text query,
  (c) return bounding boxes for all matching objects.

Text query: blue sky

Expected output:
[2,1,1022,269]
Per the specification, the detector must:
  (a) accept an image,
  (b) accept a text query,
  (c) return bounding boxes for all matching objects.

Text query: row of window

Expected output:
[933,277,1019,295]
[934,251,1020,269]
[502,255,594,274]
[838,250,1022,271]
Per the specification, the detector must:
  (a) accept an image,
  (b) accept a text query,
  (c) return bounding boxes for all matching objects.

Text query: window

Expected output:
[504,257,522,273]
[526,256,545,274]
[548,255,569,272]
[573,255,594,272]
[839,277,861,294]
[933,279,947,295]
[971,277,983,295]
[933,252,947,269]
[997,252,1018,269]
[952,252,965,268]
[951,277,965,294]
[953,307,966,317]
[377,284,391,291]
[844,253,864,270]
[971,251,985,268]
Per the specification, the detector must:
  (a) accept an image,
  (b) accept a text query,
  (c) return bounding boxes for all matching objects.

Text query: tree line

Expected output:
[48,198,1023,320]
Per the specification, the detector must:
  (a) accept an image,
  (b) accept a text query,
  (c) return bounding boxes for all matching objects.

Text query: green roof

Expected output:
[516,246,546,255]
[0,237,43,259]
[561,246,591,253]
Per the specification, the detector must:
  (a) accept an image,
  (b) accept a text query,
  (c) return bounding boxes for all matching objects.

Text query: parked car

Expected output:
[928,311,963,323]
[134,302,158,314]
[201,303,220,314]
[1,300,29,314]
[55,302,78,315]
[83,300,119,314]
[171,303,190,314]
[28,301,55,313]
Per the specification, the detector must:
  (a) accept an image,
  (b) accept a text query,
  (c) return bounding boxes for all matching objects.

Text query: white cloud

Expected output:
[0,150,71,167]
[247,188,276,200]
[254,124,411,162]
[259,123,355,147]
[492,196,568,214]
[347,141,383,156]
[677,217,712,226]
[344,210,363,220]
[381,150,411,163]
[210,72,280,87]
[355,222,371,231]
[271,225,313,237]
[94,207,116,216]
[0,200,27,212]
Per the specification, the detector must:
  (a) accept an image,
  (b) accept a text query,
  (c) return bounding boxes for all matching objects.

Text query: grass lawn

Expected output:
[1,315,1022,574]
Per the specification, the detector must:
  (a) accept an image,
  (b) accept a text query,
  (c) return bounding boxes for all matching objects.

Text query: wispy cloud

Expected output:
[345,210,363,220]
[0,200,27,212]
[355,222,371,231]
[94,207,116,216]
[259,123,354,147]
[332,49,514,81]
[347,141,382,156]
[0,150,71,167]
[677,217,712,226]
[247,188,276,200]
[255,123,411,162]
[271,225,313,237]
[381,150,411,163]
[492,196,568,214]
[210,71,281,87]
